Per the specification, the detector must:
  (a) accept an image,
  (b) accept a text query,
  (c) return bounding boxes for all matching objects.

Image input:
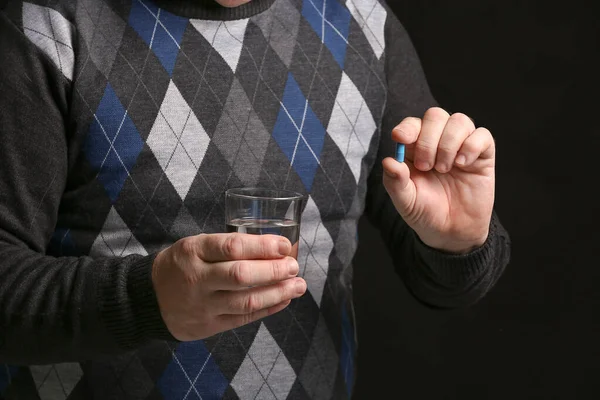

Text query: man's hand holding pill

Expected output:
[382,107,496,254]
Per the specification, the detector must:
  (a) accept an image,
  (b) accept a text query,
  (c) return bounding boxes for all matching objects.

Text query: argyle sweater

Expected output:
[0,0,511,398]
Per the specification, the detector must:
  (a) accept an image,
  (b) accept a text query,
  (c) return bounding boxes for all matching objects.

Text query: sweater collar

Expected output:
[152,0,277,20]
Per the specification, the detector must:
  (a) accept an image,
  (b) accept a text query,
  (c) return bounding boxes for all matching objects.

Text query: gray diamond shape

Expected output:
[76,0,126,78]
[253,0,301,68]
[170,206,201,240]
[299,316,337,399]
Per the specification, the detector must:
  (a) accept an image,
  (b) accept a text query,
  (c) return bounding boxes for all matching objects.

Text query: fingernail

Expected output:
[384,169,397,179]
[434,164,445,173]
[278,240,290,256]
[295,279,306,294]
[455,154,467,165]
[416,160,430,170]
[289,260,299,276]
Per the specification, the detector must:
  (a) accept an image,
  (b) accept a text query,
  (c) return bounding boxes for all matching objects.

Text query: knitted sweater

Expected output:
[0,0,510,398]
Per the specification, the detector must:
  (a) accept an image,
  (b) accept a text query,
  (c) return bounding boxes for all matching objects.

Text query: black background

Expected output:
[353,1,599,399]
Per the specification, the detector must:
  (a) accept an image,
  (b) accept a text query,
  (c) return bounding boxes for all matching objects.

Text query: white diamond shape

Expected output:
[327,72,376,183]
[346,0,387,59]
[190,19,249,72]
[298,197,334,306]
[90,207,148,257]
[231,323,296,400]
[23,2,74,80]
[147,81,210,199]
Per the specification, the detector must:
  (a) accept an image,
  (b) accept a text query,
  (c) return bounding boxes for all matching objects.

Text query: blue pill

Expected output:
[395,143,405,163]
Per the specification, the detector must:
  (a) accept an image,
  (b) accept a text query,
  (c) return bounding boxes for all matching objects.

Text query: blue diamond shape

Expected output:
[85,84,144,203]
[302,0,351,68]
[129,0,188,74]
[0,365,19,396]
[158,341,228,400]
[273,73,326,191]
[340,306,355,397]
[48,228,75,256]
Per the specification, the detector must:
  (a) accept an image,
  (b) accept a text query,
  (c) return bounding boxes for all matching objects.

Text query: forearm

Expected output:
[366,179,510,307]
[0,246,172,364]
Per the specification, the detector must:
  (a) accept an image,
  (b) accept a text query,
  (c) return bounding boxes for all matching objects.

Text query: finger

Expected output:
[214,277,306,315]
[382,157,416,218]
[197,233,291,262]
[414,107,450,171]
[391,117,422,145]
[434,113,475,173]
[454,127,496,167]
[208,256,299,289]
[216,300,291,332]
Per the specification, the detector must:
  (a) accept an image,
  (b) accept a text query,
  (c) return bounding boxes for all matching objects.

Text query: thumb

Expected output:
[382,157,416,217]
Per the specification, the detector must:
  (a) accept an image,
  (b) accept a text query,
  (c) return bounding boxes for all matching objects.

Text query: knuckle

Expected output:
[243,294,261,314]
[450,112,474,128]
[424,106,450,122]
[415,140,436,154]
[179,236,198,258]
[231,261,252,286]
[223,234,245,259]
[438,140,459,155]
[261,238,276,258]
[397,117,420,134]
[272,260,286,279]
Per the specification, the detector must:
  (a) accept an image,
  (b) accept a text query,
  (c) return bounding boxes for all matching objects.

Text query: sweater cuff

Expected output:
[414,219,497,286]
[100,254,177,350]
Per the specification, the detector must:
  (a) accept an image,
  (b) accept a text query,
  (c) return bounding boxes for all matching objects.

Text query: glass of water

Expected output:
[225,188,304,259]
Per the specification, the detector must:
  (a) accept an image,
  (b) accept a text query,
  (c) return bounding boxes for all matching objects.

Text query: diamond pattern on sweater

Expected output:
[90,207,148,257]
[272,73,326,191]
[231,323,296,400]
[299,196,334,306]
[30,364,82,400]
[9,0,392,398]
[191,18,250,72]
[212,77,272,187]
[302,0,351,68]
[129,0,189,75]
[327,72,376,183]
[158,341,229,400]
[346,0,386,58]
[76,0,127,79]
[84,83,145,203]
[299,315,338,399]
[146,80,210,200]
[0,365,19,396]
[23,3,75,81]
[253,0,301,68]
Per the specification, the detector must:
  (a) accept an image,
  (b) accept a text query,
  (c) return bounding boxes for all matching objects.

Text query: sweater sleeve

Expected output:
[0,7,173,364]
[364,7,511,308]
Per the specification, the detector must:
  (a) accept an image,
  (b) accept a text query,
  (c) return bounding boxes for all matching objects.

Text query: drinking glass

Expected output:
[225,188,304,259]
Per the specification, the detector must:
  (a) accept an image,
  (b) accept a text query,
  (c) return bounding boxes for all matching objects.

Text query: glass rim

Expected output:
[225,187,304,201]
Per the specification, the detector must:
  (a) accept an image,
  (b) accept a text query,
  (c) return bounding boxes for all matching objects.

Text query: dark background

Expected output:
[353,1,599,399]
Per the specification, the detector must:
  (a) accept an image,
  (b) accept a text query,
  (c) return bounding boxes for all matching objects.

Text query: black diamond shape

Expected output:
[208,330,254,382]
[58,179,113,255]
[236,23,288,134]
[289,33,342,129]
[173,27,234,138]
[136,340,175,383]
[317,280,343,353]
[294,19,322,70]
[222,385,240,400]
[185,143,242,233]
[74,57,106,119]
[344,21,387,124]
[287,378,311,400]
